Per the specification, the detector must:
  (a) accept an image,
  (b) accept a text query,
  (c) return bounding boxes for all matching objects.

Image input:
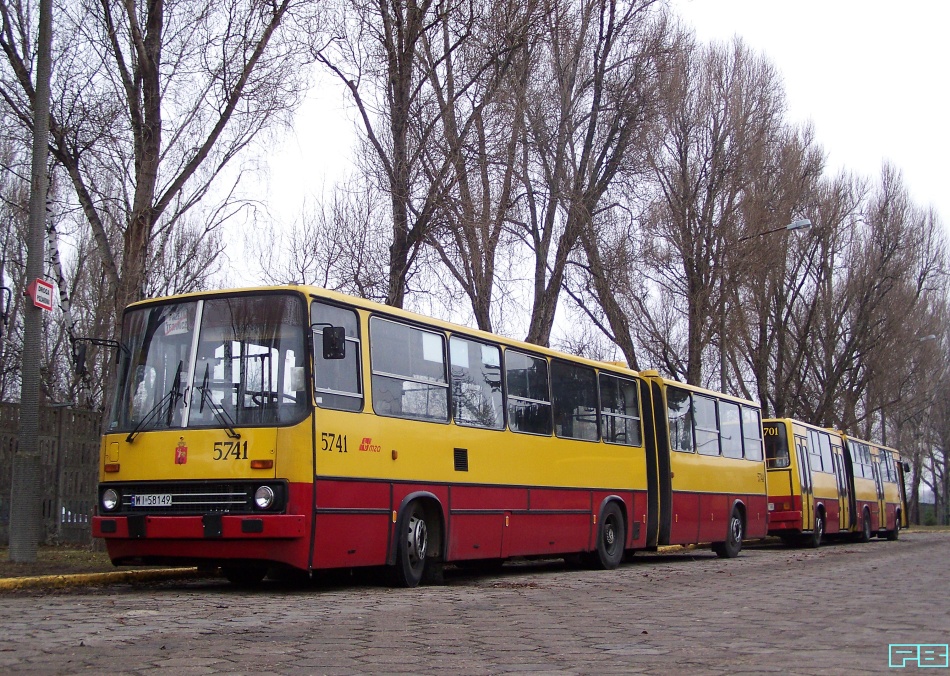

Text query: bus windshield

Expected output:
[764,422,790,468]
[108,293,308,434]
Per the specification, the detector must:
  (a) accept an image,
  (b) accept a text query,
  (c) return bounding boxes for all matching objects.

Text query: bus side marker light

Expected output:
[105,463,120,473]
[250,459,273,469]
[392,450,398,460]
[392,510,397,523]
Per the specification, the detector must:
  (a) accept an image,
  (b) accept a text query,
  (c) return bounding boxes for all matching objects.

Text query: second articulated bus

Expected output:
[91,285,768,586]
[764,418,907,546]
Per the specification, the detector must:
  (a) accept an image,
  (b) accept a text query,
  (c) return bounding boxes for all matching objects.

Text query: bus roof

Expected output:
[124,284,642,379]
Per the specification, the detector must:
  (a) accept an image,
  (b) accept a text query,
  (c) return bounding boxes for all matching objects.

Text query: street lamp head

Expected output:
[918,334,937,342]
[786,218,812,232]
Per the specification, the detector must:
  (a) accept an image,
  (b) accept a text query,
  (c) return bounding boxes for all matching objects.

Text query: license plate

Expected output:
[131,493,173,507]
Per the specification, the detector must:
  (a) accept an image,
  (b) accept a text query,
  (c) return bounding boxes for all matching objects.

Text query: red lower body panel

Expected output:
[92,477,664,573]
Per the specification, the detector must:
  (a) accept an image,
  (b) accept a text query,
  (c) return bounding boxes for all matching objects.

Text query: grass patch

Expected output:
[0,544,118,579]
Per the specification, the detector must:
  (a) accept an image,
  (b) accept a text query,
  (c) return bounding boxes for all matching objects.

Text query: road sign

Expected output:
[27,278,54,311]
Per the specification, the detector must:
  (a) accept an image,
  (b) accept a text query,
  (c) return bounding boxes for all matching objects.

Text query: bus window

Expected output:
[693,395,720,456]
[818,433,834,474]
[763,422,790,468]
[552,360,598,441]
[742,406,763,460]
[506,351,552,435]
[449,337,503,429]
[667,387,694,453]
[312,302,362,412]
[599,374,642,446]
[719,401,743,459]
[807,429,824,472]
[370,317,448,422]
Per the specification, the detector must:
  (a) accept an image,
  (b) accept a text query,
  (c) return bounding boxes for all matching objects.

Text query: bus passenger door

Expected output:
[871,460,886,531]
[832,447,850,532]
[795,436,812,530]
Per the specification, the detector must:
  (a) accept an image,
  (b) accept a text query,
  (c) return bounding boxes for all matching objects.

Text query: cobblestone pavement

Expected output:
[0,531,946,675]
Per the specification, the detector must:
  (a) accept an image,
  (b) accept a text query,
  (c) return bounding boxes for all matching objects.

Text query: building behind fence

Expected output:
[0,403,101,546]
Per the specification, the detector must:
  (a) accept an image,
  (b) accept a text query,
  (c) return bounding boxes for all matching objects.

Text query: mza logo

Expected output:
[174,437,188,464]
[889,644,949,668]
[359,437,381,453]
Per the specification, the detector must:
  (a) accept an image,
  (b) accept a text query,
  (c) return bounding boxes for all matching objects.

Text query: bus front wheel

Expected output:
[392,500,431,588]
[714,509,743,559]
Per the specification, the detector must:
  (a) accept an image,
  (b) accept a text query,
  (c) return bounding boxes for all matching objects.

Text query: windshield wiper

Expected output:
[196,363,241,439]
[126,361,183,443]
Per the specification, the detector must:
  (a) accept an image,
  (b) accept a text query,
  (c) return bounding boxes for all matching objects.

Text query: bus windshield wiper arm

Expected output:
[197,363,241,439]
[126,361,183,443]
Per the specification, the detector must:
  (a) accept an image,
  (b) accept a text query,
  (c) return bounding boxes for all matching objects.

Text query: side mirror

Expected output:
[322,326,346,360]
[902,461,911,473]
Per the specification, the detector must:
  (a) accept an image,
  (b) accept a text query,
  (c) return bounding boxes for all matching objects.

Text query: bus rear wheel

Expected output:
[594,502,626,570]
[714,509,743,559]
[392,500,431,588]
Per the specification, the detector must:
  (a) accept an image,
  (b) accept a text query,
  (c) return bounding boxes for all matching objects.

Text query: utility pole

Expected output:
[9,0,52,562]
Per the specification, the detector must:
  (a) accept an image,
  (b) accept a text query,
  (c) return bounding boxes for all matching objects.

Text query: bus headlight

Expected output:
[254,485,275,510]
[101,488,119,512]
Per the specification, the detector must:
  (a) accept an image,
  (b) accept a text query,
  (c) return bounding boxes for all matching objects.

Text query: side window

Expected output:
[808,429,824,472]
[667,387,694,453]
[551,361,598,441]
[693,395,720,456]
[818,433,834,474]
[599,374,642,446]
[719,401,743,459]
[506,351,552,435]
[742,406,763,461]
[370,317,448,422]
[312,302,362,412]
[449,337,503,430]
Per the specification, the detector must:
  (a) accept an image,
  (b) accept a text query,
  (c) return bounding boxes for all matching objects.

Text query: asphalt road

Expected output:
[0,531,947,674]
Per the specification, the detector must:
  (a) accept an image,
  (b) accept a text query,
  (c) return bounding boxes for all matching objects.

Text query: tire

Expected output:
[392,500,430,588]
[222,565,267,587]
[886,514,900,541]
[807,513,824,549]
[857,508,871,543]
[715,509,744,559]
[593,502,626,570]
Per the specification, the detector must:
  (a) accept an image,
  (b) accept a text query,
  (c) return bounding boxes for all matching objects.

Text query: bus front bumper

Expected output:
[92,514,307,539]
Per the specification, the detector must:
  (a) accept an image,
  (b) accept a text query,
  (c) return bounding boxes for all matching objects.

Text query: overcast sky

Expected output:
[261,0,950,234]
[670,0,950,224]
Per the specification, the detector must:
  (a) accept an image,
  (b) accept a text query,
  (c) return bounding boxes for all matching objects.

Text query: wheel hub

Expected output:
[408,514,428,562]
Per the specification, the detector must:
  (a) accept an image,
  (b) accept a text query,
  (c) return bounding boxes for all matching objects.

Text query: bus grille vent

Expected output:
[454,448,469,472]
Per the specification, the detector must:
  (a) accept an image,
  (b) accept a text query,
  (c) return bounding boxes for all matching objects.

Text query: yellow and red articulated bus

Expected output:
[841,434,908,541]
[92,286,767,586]
[763,418,907,546]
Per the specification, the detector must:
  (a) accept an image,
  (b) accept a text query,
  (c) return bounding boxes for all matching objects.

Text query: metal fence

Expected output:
[0,404,101,546]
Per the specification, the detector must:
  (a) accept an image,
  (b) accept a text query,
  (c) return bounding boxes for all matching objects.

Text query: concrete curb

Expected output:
[0,567,213,591]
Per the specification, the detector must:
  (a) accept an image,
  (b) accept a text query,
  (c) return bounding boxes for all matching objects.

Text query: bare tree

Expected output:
[314,0,460,308]
[513,0,668,347]
[643,36,786,385]
[419,0,538,331]
[0,0,317,323]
